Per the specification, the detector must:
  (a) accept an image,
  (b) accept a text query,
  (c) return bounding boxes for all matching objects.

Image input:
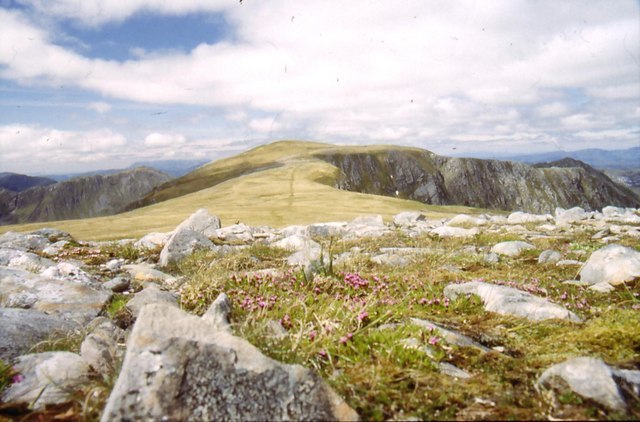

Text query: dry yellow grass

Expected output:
[0,158,480,241]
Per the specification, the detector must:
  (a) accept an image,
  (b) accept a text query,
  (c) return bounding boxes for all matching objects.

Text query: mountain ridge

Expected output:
[0,167,171,225]
[133,140,640,215]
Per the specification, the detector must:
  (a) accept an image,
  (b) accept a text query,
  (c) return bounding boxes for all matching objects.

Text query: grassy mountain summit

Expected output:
[1,140,637,241]
[134,140,639,214]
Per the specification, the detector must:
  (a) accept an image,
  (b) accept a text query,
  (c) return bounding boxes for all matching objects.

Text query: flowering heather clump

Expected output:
[343,272,370,289]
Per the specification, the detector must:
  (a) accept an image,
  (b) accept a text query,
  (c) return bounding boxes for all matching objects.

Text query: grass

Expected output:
[0,159,481,241]
[174,228,640,420]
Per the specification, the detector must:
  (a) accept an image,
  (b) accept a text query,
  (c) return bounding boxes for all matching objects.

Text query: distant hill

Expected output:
[0,167,172,225]
[0,173,56,192]
[44,159,209,182]
[126,159,209,178]
[484,147,640,170]
[130,141,640,215]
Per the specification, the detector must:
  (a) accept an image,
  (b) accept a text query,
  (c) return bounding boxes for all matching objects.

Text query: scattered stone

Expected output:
[555,207,590,224]
[537,357,627,411]
[507,211,551,225]
[273,235,323,268]
[174,208,222,237]
[410,318,491,352]
[371,248,428,267]
[135,232,171,250]
[0,231,51,253]
[123,263,178,286]
[444,281,581,322]
[538,250,562,265]
[491,241,535,257]
[446,214,487,228]
[101,301,358,421]
[484,252,500,264]
[1,352,91,410]
[579,244,640,286]
[346,215,389,238]
[213,223,255,244]
[431,226,479,238]
[159,228,214,267]
[104,276,130,293]
[80,317,123,375]
[0,307,76,360]
[307,222,348,238]
[393,211,426,227]
[40,261,97,286]
[105,258,125,271]
[588,282,615,293]
[42,240,70,256]
[7,251,55,272]
[439,362,472,379]
[125,283,179,318]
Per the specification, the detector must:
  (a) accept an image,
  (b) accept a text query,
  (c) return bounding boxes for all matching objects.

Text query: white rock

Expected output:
[537,357,626,410]
[135,232,171,250]
[1,352,91,410]
[507,211,552,224]
[491,241,535,257]
[555,207,590,224]
[174,208,221,237]
[444,281,581,322]
[538,250,562,265]
[393,211,426,227]
[446,214,487,228]
[579,244,640,286]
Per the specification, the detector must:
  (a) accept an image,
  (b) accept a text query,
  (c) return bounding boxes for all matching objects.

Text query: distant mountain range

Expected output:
[469,147,640,170]
[0,173,56,192]
[43,159,209,181]
[0,167,171,225]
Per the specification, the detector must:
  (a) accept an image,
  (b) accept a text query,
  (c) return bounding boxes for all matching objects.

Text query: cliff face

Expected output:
[0,167,171,225]
[315,150,640,214]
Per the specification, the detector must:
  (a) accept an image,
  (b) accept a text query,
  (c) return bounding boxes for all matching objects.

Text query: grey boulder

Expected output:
[1,352,90,410]
[537,357,635,411]
[444,281,581,322]
[0,307,76,360]
[101,300,358,421]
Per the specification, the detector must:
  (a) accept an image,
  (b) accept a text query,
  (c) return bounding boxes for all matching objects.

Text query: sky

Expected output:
[0,0,638,175]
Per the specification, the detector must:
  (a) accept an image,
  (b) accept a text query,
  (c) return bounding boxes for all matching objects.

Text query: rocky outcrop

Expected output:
[315,149,640,214]
[0,167,171,225]
[101,300,358,421]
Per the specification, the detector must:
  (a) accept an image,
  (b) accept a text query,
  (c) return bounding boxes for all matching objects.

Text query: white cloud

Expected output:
[0,0,638,170]
[88,101,112,113]
[144,132,187,147]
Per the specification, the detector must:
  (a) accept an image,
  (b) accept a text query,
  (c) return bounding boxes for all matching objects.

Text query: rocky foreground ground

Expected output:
[0,205,639,420]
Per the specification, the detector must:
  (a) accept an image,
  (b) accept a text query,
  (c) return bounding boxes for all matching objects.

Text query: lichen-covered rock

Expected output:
[0,307,76,360]
[537,357,629,410]
[101,301,358,421]
[1,352,91,410]
[174,208,222,237]
[125,283,179,318]
[579,244,640,286]
[0,267,111,324]
[507,212,552,224]
[80,317,123,375]
[159,228,214,267]
[123,263,178,286]
[444,281,581,322]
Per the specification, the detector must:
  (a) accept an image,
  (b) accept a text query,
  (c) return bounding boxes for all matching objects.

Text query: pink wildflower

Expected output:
[11,374,25,384]
[428,336,440,345]
[309,330,317,341]
[357,310,369,322]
